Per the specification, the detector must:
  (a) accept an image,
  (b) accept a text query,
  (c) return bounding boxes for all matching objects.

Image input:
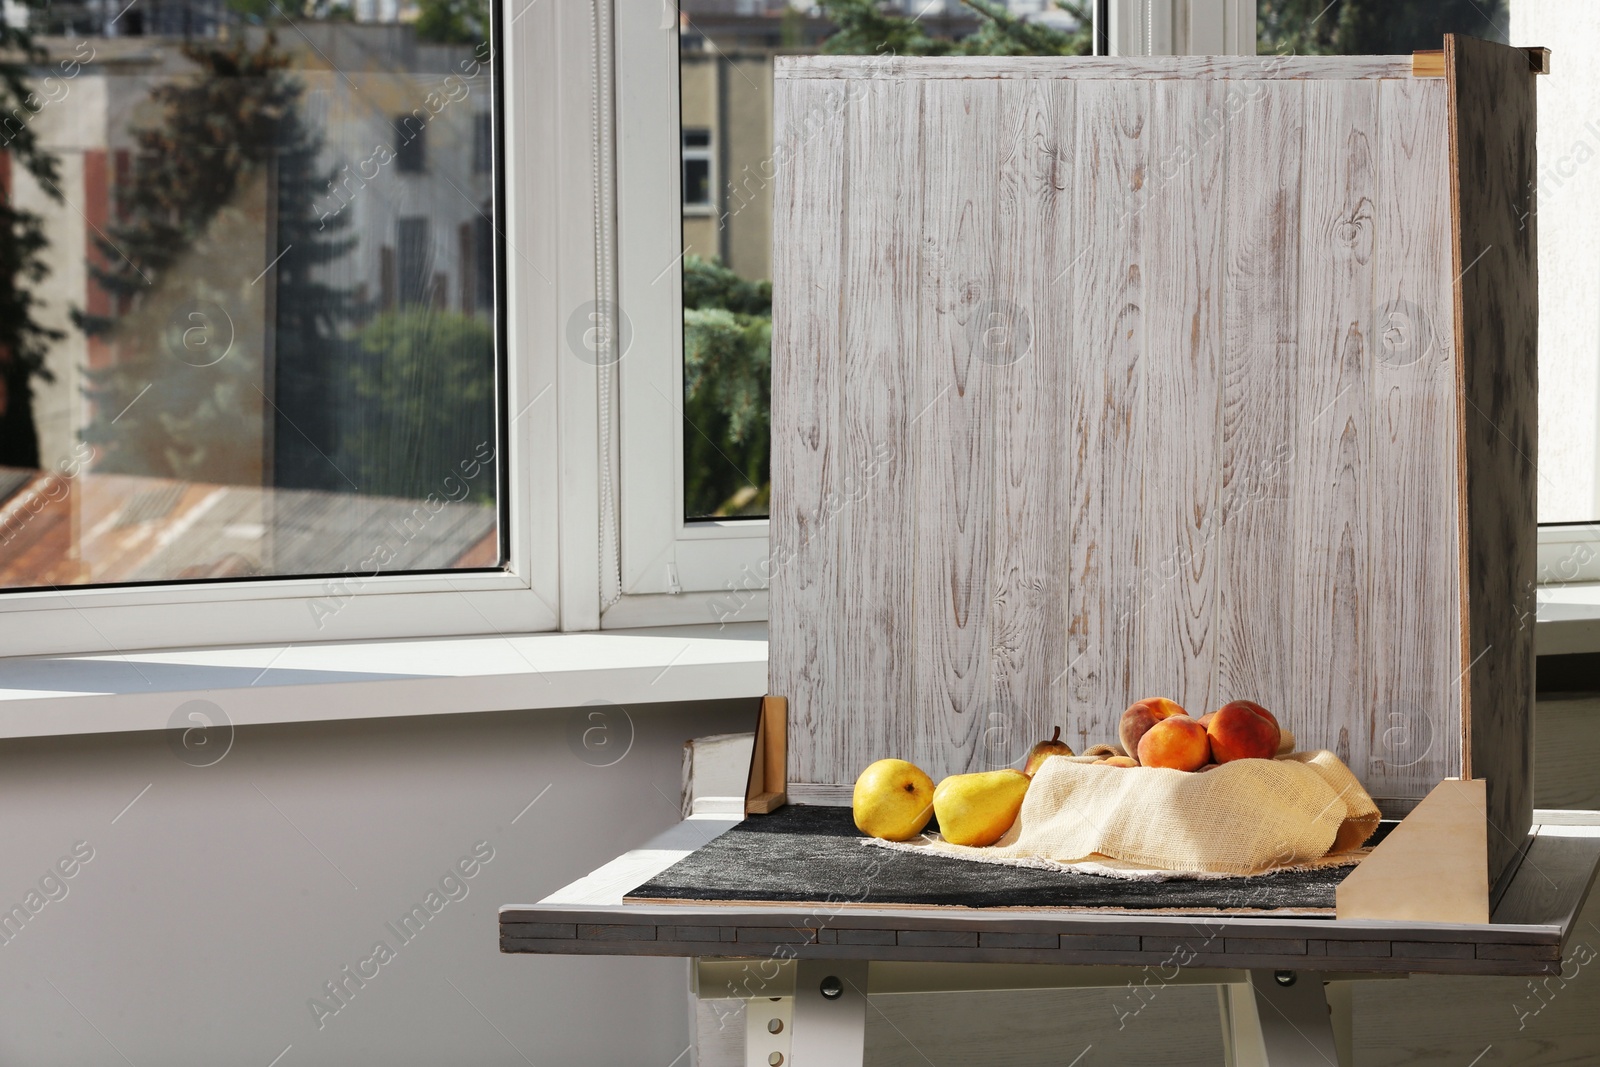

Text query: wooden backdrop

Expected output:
[768,44,1536,879]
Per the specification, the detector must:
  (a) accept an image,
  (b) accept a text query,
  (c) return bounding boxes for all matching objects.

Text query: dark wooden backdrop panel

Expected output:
[1447,35,1538,883]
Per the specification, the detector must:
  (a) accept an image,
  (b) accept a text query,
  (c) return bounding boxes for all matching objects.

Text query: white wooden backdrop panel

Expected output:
[770,62,1464,818]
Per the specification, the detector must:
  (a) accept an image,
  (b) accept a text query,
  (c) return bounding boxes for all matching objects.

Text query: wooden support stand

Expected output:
[1337,778,1489,924]
[745,696,788,815]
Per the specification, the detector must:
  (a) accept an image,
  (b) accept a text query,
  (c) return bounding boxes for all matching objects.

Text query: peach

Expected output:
[1118,698,1188,760]
[1094,755,1138,768]
[1136,716,1211,771]
[1205,700,1281,763]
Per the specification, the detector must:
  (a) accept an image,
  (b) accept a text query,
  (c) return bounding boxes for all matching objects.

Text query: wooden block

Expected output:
[1475,942,1561,961]
[745,696,788,815]
[1322,940,1391,958]
[1392,941,1476,960]
[499,922,575,940]
[1412,50,1445,78]
[746,791,786,815]
[577,924,657,942]
[978,932,1059,950]
[666,925,738,943]
[898,930,980,949]
[1224,938,1307,956]
[1140,936,1205,955]
[1337,778,1488,923]
[1060,934,1143,953]
[735,927,815,946]
[834,929,897,946]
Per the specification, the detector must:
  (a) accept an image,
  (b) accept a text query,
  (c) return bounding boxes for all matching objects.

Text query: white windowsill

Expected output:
[1538,583,1600,656]
[0,622,769,740]
[0,589,1590,743]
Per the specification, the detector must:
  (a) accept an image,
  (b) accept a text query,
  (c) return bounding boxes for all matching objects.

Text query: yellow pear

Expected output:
[852,759,935,841]
[1022,726,1074,777]
[932,769,1031,847]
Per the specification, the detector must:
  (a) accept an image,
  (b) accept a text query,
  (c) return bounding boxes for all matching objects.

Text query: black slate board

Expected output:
[629,805,1391,912]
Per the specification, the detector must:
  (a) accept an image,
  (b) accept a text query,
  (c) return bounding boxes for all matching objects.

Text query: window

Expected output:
[473,215,495,311]
[397,217,434,306]
[474,111,493,174]
[1257,0,1507,56]
[395,113,428,173]
[681,127,714,211]
[0,25,495,593]
[0,0,575,654]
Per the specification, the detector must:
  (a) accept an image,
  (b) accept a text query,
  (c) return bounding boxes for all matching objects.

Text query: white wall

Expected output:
[1513,0,1600,523]
[0,698,755,1065]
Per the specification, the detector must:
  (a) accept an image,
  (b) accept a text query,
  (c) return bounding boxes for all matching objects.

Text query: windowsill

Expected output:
[0,588,1589,742]
[1538,583,1600,655]
[0,623,768,740]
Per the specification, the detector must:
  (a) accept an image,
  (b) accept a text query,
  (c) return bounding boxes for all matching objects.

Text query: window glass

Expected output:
[0,3,501,588]
[1257,0,1507,54]
[677,0,1090,520]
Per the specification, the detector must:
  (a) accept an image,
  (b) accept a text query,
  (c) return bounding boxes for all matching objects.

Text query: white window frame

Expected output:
[609,0,771,629]
[1104,0,1255,57]
[0,0,596,657]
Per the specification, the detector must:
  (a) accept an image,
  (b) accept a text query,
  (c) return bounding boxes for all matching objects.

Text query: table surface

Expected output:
[500,809,1600,977]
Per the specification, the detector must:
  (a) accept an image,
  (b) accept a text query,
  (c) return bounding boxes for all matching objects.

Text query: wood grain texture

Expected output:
[1446,33,1540,886]
[768,79,847,787]
[989,79,1074,759]
[1218,82,1302,717]
[1492,826,1600,932]
[913,79,997,771]
[1368,74,1461,810]
[1337,778,1488,924]
[1292,79,1376,775]
[776,55,1417,82]
[835,79,922,775]
[1136,80,1225,715]
[1065,80,1146,752]
[768,61,1535,855]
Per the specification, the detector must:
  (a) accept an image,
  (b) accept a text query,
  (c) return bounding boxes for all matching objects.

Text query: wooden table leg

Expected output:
[788,959,868,1067]
[1221,970,1344,1066]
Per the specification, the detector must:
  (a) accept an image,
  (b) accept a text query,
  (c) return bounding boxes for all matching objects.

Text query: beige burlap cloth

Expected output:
[870,751,1380,879]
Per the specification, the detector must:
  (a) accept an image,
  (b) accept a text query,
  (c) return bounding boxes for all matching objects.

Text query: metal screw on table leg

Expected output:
[1274,970,1296,987]
[1249,969,1341,1065]
[791,959,868,1067]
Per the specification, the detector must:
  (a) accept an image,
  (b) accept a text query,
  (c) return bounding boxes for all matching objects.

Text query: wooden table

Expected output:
[501,811,1600,1066]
